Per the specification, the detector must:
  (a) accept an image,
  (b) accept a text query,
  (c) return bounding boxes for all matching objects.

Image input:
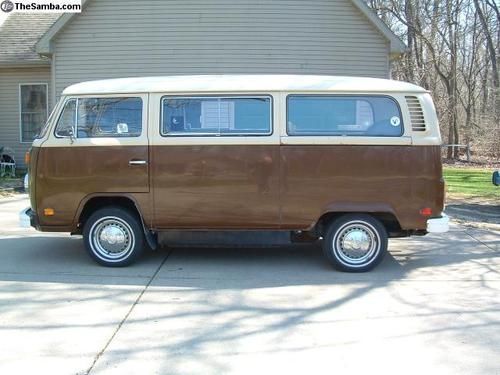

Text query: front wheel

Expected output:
[83,207,145,267]
[322,214,388,272]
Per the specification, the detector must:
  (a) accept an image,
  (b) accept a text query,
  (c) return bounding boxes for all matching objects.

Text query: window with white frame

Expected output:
[287,95,404,137]
[54,97,143,138]
[20,84,48,142]
[161,96,272,136]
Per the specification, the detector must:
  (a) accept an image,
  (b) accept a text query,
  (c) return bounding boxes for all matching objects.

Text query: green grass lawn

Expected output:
[443,167,499,200]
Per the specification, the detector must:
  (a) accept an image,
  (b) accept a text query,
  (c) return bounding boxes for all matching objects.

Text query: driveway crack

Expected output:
[84,250,172,375]
[464,230,499,252]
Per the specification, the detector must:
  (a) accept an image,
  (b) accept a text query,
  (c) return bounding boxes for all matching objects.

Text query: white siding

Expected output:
[0,67,52,167]
[53,0,390,96]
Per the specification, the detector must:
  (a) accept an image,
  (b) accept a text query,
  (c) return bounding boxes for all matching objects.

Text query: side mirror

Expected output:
[57,127,76,143]
[493,171,500,186]
[57,127,74,137]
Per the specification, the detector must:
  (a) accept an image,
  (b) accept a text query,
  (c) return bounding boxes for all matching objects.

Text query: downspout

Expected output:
[51,53,56,109]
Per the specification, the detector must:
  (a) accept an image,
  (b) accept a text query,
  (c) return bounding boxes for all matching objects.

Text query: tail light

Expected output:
[419,207,433,217]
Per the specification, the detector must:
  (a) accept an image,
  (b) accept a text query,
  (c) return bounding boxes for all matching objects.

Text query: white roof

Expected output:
[62,75,428,95]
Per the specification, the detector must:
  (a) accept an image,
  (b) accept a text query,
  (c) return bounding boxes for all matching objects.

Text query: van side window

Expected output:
[77,97,142,138]
[161,96,272,136]
[55,99,76,137]
[287,96,403,137]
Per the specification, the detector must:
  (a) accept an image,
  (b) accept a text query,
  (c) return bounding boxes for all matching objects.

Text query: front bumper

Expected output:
[427,213,450,233]
[23,173,29,192]
[19,207,39,229]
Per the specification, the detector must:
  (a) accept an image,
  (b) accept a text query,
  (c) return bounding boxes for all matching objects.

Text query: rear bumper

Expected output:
[427,213,449,233]
[19,207,39,230]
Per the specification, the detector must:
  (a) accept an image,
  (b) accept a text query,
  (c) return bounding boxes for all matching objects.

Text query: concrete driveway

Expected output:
[1,195,499,375]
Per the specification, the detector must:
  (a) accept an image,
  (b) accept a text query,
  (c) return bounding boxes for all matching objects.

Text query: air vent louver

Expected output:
[405,96,426,132]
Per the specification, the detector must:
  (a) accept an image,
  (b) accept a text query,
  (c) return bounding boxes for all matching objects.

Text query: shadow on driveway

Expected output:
[447,202,499,224]
[0,231,498,288]
[1,231,499,374]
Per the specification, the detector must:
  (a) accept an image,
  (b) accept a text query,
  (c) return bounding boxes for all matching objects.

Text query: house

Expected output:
[0,13,59,166]
[0,0,405,167]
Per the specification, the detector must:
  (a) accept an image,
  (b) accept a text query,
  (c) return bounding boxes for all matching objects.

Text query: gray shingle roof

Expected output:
[0,13,60,66]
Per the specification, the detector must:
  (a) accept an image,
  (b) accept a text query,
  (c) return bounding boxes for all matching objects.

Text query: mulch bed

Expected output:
[443,158,500,169]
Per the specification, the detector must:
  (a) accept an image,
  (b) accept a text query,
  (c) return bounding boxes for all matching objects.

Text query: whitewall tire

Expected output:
[83,207,145,267]
[323,214,388,272]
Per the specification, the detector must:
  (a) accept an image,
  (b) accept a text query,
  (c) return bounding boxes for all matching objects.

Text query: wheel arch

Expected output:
[314,203,403,238]
[72,194,157,249]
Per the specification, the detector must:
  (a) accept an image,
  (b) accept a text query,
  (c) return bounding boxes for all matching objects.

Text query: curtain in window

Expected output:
[20,84,47,142]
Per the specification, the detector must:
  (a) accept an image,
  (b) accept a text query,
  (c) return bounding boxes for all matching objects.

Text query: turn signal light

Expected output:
[43,208,55,216]
[419,207,432,217]
[24,151,30,165]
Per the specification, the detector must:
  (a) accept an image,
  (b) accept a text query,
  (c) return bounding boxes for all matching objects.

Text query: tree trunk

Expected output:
[447,109,454,159]
[474,0,500,121]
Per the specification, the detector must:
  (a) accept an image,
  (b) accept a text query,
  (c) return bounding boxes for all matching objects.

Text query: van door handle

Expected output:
[129,159,147,166]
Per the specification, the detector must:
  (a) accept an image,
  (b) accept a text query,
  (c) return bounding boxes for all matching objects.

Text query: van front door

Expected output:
[36,94,150,227]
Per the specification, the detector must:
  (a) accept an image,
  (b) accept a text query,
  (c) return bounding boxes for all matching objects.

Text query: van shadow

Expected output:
[0,236,164,285]
[0,232,498,289]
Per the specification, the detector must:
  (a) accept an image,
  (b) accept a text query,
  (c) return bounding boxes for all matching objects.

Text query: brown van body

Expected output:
[22,75,449,269]
[30,143,444,234]
[25,75,446,242]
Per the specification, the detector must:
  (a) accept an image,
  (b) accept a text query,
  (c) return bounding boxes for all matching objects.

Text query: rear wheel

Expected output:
[322,214,387,272]
[83,207,145,267]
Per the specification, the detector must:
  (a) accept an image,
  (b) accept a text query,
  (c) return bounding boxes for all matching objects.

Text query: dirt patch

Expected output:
[0,178,24,199]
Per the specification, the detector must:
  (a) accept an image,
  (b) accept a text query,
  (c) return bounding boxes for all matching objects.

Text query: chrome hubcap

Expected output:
[90,217,135,261]
[342,229,371,254]
[99,225,127,253]
[334,222,380,266]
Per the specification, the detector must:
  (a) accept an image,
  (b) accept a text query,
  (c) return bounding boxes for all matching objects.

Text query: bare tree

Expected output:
[474,0,499,121]
[368,0,500,160]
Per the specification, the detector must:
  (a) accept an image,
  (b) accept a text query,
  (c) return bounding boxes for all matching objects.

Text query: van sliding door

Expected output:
[151,94,280,229]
